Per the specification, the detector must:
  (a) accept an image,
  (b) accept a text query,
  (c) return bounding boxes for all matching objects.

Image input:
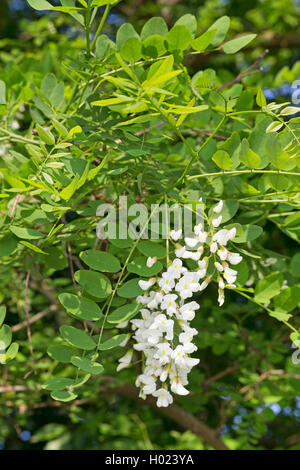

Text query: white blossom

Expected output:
[213,200,223,213]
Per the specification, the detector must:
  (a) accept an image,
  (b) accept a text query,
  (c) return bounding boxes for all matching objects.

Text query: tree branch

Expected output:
[218,49,269,91]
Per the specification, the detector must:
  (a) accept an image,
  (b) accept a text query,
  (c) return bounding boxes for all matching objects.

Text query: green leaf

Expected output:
[71,356,104,375]
[91,97,130,106]
[210,199,239,224]
[269,150,290,170]
[36,124,55,146]
[80,249,121,273]
[27,0,53,10]
[137,241,166,258]
[175,14,197,37]
[95,34,116,59]
[108,303,139,324]
[50,390,78,402]
[255,273,283,304]
[0,80,6,105]
[116,23,139,49]
[266,121,284,133]
[58,293,103,321]
[91,0,116,6]
[280,106,300,116]
[212,149,233,170]
[256,88,267,108]
[117,278,143,298]
[20,241,46,254]
[98,334,128,350]
[166,25,192,51]
[142,35,166,58]
[269,311,291,322]
[223,34,257,54]
[0,306,6,328]
[208,16,230,46]
[290,253,300,276]
[273,286,300,313]
[141,17,168,40]
[43,246,67,270]
[0,324,12,349]
[10,226,44,240]
[47,344,77,363]
[0,234,18,257]
[128,256,163,277]
[43,377,74,391]
[239,139,261,169]
[191,29,217,52]
[5,343,19,362]
[74,270,112,299]
[34,96,54,118]
[231,224,263,243]
[60,325,96,350]
[52,119,68,138]
[59,174,80,201]
[121,37,142,62]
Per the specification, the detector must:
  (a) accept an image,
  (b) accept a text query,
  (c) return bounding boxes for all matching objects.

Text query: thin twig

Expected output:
[218,49,269,91]
[12,306,57,333]
[24,271,35,373]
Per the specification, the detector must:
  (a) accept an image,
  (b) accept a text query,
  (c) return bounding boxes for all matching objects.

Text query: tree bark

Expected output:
[111,384,229,450]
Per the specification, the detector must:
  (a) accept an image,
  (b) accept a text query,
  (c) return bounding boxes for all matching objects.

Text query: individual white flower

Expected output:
[178,301,200,321]
[218,288,225,306]
[136,374,156,395]
[147,328,162,345]
[153,388,173,407]
[183,342,198,354]
[194,223,203,236]
[146,256,156,268]
[171,345,190,368]
[170,229,182,241]
[117,349,133,371]
[213,228,236,246]
[214,261,223,272]
[181,249,201,261]
[147,291,163,310]
[217,247,228,261]
[210,241,218,253]
[150,314,174,340]
[229,227,237,240]
[170,377,189,395]
[158,272,175,293]
[217,276,225,290]
[223,266,237,284]
[199,276,212,291]
[212,216,222,228]
[160,294,178,316]
[138,278,156,291]
[175,246,186,258]
[179,327,198,344]
[184,237,199,248]
[213,200,223,214]
[167,258,186,279]
[194,229,208,244]
[119,334,130,347]
[154,342,173,365]
[184,357,200,369]
[227,252,243,265]
[116,320,129,329]
[175,273,200,300]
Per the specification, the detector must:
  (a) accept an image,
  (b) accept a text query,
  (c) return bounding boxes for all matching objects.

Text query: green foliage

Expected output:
[0,0,300,452]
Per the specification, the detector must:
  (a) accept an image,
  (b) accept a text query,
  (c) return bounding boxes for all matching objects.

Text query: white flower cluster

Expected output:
[116,200,243,408]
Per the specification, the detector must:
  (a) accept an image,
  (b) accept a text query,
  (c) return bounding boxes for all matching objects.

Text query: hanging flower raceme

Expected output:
[116,200,243,408]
